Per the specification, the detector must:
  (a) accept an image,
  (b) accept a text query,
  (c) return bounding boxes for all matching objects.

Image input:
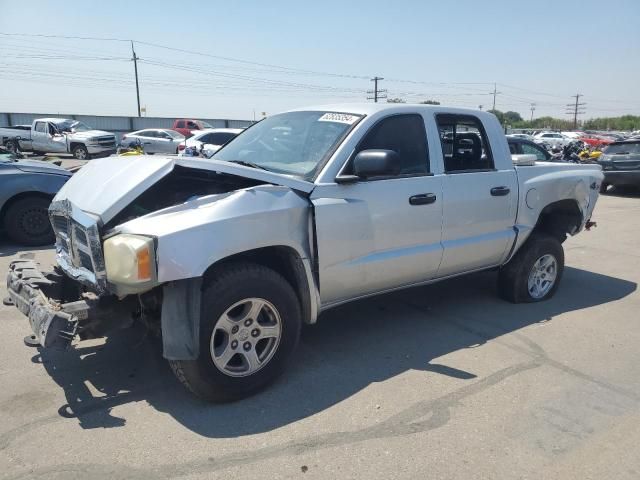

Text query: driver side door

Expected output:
[311,114,444,306]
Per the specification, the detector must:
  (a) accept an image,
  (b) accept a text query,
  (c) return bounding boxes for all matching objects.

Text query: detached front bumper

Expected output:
[6,259,89,349]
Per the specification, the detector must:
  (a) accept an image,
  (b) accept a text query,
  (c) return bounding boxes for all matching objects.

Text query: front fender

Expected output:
[117,185,313,282]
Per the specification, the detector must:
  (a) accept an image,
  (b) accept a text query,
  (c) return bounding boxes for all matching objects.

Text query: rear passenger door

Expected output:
[31,121,48,151]
[435,113,517,277]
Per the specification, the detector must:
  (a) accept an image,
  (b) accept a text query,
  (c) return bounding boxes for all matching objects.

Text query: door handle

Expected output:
[409,193,437,205]
[490,186,510,196]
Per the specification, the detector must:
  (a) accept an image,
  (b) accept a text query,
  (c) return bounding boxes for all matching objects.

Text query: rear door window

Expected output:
[34,122,47,133]
[436,114,495,172]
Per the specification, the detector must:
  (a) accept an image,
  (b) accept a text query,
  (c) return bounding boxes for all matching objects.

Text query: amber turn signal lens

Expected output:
[137,248,151,281]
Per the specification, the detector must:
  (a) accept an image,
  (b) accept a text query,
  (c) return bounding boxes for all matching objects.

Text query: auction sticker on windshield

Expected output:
[318,113,360,124]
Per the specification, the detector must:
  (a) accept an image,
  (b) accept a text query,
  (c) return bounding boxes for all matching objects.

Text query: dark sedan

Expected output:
[0,149,72,245]
[597,140,640,193]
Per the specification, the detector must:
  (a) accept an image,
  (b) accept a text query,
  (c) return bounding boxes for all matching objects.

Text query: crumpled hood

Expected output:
[67,129,114,140]
[53,155,314,223]
[14,159,72,176]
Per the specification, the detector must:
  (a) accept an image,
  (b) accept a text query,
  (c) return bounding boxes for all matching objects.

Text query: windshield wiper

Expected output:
[226,160,269,171]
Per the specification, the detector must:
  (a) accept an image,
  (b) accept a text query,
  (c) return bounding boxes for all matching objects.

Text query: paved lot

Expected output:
[0,193,639,480]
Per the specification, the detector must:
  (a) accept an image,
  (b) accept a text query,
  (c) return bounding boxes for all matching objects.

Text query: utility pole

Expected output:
[530,103,536,122]
[565,94,586,129]
[131,41,141,118]
[367,77,387,103]
[490,82,502,111]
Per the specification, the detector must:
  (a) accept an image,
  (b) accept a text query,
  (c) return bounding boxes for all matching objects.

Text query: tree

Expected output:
[419,100,440,105]
[386,98,406,103]
[503,111,523,123]
[487,109,505,123]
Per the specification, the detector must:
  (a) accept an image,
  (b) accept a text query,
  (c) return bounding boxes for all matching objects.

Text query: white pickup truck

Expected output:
[0,118,117,160]
[6,104,603,402]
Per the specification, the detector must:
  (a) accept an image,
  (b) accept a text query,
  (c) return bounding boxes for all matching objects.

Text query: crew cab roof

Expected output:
[287,103,500,119]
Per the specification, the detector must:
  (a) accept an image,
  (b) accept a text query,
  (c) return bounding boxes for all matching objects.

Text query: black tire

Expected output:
[498,233,564,303]
[599,182,610,194]
[72,145,90,160]
[169,262,302,402]
[4,196,54,246]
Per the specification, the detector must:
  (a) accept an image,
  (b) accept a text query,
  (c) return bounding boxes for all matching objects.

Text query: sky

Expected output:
[0,0,639,122]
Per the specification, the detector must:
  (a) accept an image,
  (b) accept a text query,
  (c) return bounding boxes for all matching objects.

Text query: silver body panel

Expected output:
[49,104,603,318]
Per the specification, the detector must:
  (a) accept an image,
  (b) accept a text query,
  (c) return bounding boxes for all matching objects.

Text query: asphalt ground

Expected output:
[0,191,639,480]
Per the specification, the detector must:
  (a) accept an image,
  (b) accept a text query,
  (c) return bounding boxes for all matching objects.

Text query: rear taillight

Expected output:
[178,144,186,151]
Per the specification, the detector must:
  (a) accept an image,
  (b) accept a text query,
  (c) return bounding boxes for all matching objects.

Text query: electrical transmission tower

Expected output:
[367,77,387,103]
[566,94,586,129]
[530,103,536,121]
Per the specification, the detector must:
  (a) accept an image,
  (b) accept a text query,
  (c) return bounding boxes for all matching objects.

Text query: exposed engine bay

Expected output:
[105,166,265,229]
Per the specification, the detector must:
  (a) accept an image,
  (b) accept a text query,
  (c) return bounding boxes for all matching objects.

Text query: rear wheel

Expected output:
[498,233,564,303]
[169,262,302,402]
[5,140,18,152]
[4,196,54,246]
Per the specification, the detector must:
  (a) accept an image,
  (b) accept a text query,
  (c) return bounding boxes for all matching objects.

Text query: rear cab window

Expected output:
[436,114,495,173]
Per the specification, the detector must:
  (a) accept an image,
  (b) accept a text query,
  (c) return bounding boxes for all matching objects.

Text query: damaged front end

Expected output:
[7,156,316,356]
[5,258,137,349]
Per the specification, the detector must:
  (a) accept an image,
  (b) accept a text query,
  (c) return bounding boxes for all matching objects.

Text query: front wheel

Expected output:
[72,145,90,160]
[169,263,302,402]
[498,233,564,303]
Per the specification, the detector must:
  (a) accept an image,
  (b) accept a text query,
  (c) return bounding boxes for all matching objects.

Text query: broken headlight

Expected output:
[104,234,156,287]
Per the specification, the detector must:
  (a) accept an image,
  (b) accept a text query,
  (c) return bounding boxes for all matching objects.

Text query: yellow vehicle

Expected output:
[117,138,145,156]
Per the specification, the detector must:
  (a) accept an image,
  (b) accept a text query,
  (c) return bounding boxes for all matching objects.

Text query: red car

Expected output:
[172,119,214,138]
[580,135,613,147]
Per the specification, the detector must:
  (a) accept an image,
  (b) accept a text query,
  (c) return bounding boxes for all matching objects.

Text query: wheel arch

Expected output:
[532,199,583,243]
[69,141,86,152]
[202,245,319,325]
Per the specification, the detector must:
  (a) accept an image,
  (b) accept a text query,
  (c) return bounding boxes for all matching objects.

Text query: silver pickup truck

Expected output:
[5,104,603,401]
[0,118,117,160]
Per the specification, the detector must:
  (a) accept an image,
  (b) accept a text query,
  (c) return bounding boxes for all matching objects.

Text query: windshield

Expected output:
[213,111,362,179]
[603,142,640,155]
[54,120,92,133]
[165,129,184,139]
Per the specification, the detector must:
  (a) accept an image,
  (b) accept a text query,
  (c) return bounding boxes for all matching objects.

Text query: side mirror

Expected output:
[353,149,401,179]
[335,149,401,184]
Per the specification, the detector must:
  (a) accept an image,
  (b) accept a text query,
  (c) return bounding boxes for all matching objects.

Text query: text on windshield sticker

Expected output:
[318,113,359,124]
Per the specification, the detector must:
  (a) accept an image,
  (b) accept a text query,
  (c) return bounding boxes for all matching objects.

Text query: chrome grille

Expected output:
[78,250,94,272]
[74,226,88,246]
[49,199,107,292]
[96,136,116,148]
[51,215,68,235]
